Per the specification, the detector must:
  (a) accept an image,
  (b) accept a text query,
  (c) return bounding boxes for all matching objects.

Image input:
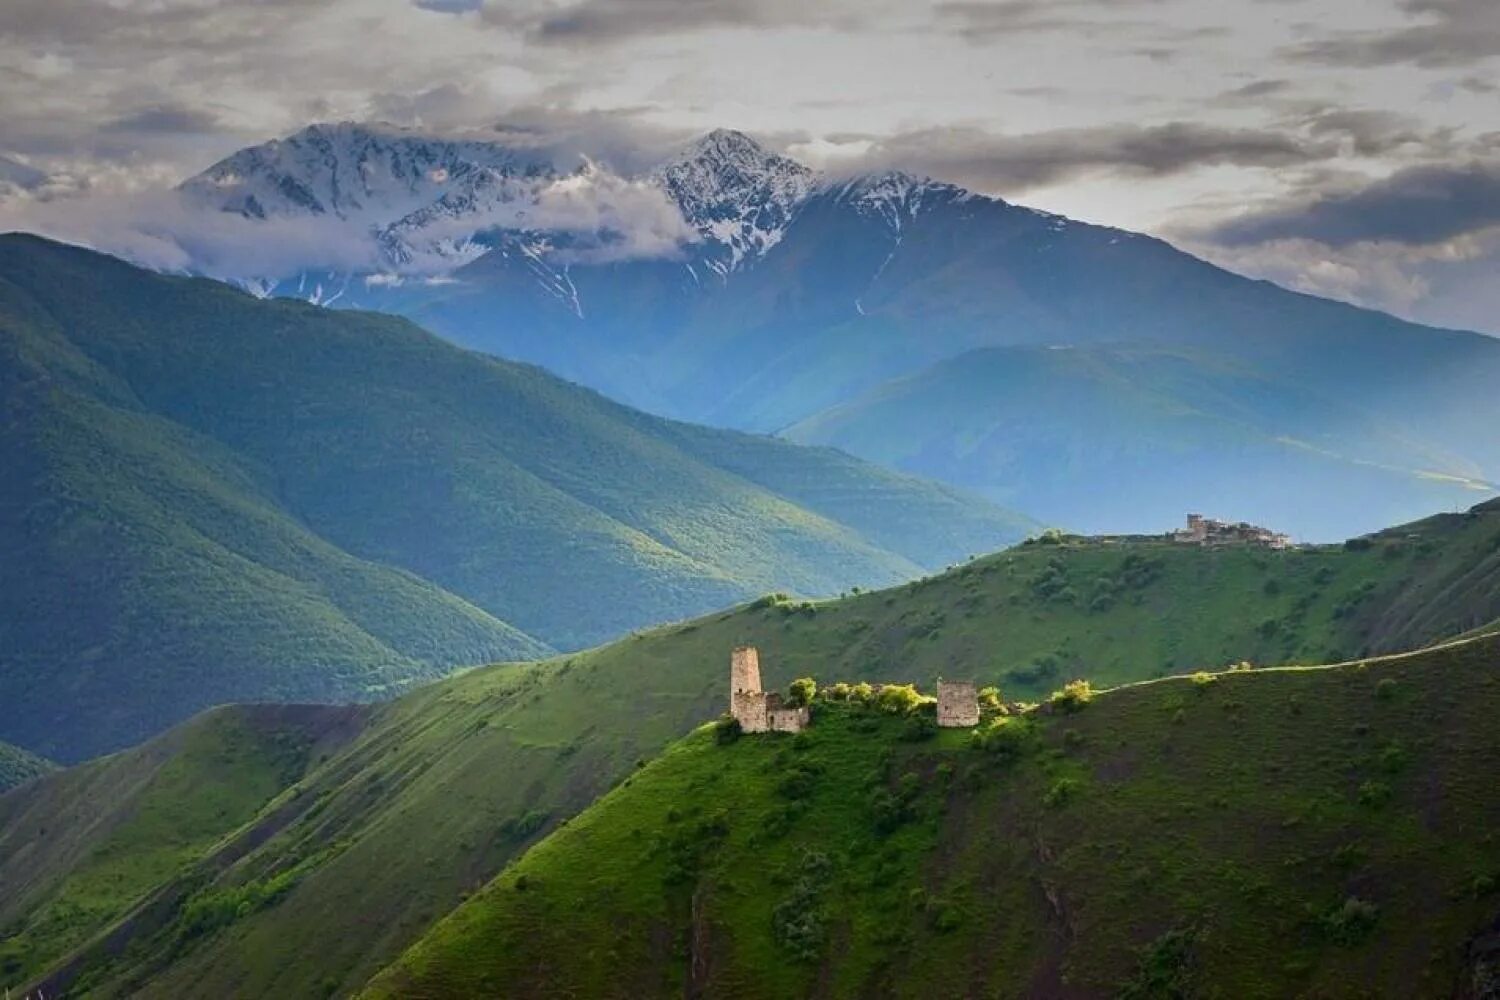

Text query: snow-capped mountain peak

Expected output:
[826,170,973,233]
[172,122,997,287]
[651,129,817,270]
[179,121,556,226]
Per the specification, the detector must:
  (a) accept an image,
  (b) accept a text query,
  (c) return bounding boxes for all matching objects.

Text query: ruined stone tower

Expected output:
[730,646,761,698]
[728,646,808,734]
[936,680,980,728]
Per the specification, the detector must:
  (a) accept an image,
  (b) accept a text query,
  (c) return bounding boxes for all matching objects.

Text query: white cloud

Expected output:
[0,186,382,277]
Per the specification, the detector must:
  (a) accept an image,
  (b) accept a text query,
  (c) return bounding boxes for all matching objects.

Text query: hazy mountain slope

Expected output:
[11,501,1500,999]
[189,125,1500,538]
[366,634,1500,1000]
[785,345,1492,537]
[0,704,366,988]
[0,742,52,793]
[0,235,1029,760]
[1,253,549,762]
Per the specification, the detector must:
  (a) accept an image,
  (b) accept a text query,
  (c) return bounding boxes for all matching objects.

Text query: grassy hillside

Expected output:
[0,704,366,989]
[785,345,1492,540]
[9,502,1500,998]
[365,633,1500,999]
[0,234,1030,760]
[0,741,53,793]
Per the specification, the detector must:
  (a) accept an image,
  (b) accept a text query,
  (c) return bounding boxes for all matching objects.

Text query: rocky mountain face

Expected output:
[176,123,1500,539]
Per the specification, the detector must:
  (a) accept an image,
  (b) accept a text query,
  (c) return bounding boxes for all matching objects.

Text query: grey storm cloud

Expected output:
[1286,0,1500,68]
[853,122,1332,193]
[1206,161,1500,248]
[0,0,326,50]
[1214,79,1294,103]
[477,0,865,45]
[102,105,229,135]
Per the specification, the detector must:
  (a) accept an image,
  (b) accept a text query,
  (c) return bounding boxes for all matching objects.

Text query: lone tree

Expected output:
[788,677,817,707]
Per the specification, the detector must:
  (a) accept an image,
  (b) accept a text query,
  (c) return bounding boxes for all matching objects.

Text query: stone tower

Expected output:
[730,646,761,697]
[936,679,980,728]
[728,646,808,734]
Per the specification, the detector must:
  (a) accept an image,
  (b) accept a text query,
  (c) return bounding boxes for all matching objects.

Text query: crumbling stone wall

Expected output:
[936,680,979,728]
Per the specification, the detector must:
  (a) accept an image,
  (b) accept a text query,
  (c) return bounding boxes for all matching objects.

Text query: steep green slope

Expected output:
[785,345,1492,540]
[366,634,1500,999]
[10,503,1500,999]
[0,704,366,988]
[0,741,53,793]
[0,234,1030,760]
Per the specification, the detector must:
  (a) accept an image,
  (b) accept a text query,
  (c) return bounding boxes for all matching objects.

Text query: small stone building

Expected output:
[729,646,809,734]
[936,679,980,728]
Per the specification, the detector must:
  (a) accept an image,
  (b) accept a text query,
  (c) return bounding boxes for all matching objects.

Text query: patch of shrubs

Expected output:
[869,772,923,835]
[777,761,822,801]
[1117,928,1197,1000]
[750,592,792,609]
[771,850,834,961]
[499,809,550,841]
[900,714,937,742]
[1048,679,1093,713]
[1376,741,1409,774]
[1006,654,1063,687]
[1029,560,1073,602]
[177,848,336,939]
[1043,776,1082,808]
[714,714,742,745]
[970,717,1036,760]
[1357,779,1392,808]
[1316,896,1379,945]
[875,683,930,715]
[660,810,732,885]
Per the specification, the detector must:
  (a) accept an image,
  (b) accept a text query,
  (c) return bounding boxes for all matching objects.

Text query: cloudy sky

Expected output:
[1,0,1496,332]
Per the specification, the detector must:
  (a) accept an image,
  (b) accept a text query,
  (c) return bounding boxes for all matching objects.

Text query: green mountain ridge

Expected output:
[365,633,1500,999]
[6,500,1500,998]
[0,234,1031,761]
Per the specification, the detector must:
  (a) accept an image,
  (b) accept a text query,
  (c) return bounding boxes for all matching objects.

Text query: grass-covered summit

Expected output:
[367,634,1500,998]
[0,234,1031,761]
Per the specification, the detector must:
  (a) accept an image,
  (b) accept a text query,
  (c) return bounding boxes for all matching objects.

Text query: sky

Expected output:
[0,0,1497,332]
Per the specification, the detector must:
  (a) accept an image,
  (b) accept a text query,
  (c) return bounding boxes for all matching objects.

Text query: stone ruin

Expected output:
[728,648,984,733]
[936,679,980,728]
[728,646,810,734]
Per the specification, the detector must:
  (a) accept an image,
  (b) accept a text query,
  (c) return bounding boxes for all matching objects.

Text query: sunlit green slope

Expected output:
[368,634,1500,999]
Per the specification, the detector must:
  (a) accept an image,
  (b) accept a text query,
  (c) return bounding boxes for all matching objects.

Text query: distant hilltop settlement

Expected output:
[728,646,982,734]
[1172,513,1291,550]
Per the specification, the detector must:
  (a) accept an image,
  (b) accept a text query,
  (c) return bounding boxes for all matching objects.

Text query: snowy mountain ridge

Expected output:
[178,122,981,279]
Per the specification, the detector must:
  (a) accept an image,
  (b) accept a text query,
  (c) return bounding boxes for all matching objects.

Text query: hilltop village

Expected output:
[1172,513,1292,549]
[728,646,982,734]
